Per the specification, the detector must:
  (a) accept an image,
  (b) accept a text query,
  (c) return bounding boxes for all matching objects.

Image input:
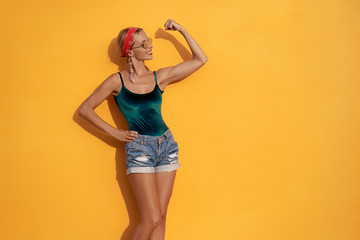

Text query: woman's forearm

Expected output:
[79,107,120,136]
[178,27,208,63]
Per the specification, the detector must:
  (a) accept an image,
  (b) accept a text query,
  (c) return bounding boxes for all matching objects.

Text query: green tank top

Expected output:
[113,71,169,136]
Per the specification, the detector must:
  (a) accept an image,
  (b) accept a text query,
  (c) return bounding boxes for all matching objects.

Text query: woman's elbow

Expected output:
[201,56,208,64]
[79,105,92,118]
[194,55,208,65]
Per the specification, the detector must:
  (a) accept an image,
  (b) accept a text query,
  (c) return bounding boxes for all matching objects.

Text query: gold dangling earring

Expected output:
[128,57,135,83]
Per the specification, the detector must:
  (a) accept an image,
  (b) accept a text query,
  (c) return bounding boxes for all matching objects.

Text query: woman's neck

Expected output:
[131,59,151,77]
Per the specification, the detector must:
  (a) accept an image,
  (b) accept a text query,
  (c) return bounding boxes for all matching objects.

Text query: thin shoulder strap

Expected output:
[153,70,164,93]
[153,71,158,85]
[118,72,124,87]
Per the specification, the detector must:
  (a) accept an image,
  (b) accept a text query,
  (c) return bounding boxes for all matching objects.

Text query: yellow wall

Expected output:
[1,0,359,239]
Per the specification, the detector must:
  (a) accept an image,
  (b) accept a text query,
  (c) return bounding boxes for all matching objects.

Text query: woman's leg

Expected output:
[128,172,163,240]
[149,170,177,240]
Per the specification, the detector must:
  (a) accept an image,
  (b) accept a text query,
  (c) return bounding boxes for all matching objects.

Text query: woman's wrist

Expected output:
[109,128,122,137]
[178,26,186,33]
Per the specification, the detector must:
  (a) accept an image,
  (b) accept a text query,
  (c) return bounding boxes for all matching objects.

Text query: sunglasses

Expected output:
[131,37,153,50]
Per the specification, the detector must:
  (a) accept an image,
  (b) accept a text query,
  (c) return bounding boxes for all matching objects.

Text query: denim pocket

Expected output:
[126,140,143,151]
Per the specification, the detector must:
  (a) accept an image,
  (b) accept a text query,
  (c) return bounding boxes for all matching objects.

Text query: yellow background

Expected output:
[1,0,359,239]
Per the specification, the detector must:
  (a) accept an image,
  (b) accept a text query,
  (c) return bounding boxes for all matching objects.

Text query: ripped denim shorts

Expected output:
[124,128,180,175]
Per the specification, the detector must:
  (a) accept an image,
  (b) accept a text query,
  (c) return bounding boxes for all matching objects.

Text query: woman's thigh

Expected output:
[128,173,162,219]
[155,170,177,216]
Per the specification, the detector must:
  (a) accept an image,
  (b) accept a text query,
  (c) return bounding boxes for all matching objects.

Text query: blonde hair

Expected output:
[117,27,144,83]
[117,27,143,56]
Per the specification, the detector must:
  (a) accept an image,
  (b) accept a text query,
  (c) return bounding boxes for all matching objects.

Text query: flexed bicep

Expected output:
[158,59,206,88]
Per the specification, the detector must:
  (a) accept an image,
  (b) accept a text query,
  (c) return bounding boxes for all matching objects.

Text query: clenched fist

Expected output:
[164,19,183,32]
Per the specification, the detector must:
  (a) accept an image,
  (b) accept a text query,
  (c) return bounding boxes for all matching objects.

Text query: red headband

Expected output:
[121,27,139,57]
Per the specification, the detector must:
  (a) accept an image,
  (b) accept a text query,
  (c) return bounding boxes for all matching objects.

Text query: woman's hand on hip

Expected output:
[111,129,138,142]
[164,19,183,32]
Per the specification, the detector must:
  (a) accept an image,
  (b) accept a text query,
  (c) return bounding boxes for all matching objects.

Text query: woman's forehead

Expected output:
[137,31,147,41]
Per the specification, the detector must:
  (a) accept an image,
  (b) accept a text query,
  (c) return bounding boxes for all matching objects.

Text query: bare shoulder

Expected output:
[155,66,183,91]
[154,67,167,81]
[154,67,171,87]
[110,71,125,96]
[80,72,123,110]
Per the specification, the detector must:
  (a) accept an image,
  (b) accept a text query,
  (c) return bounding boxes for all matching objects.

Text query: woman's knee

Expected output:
[143,213,163,228]
[160,208,168,222]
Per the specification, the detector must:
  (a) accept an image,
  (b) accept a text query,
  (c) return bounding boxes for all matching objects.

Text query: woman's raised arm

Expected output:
[157,19,208,89]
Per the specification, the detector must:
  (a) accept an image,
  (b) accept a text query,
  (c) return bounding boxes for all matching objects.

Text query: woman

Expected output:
[79,19,208,240]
